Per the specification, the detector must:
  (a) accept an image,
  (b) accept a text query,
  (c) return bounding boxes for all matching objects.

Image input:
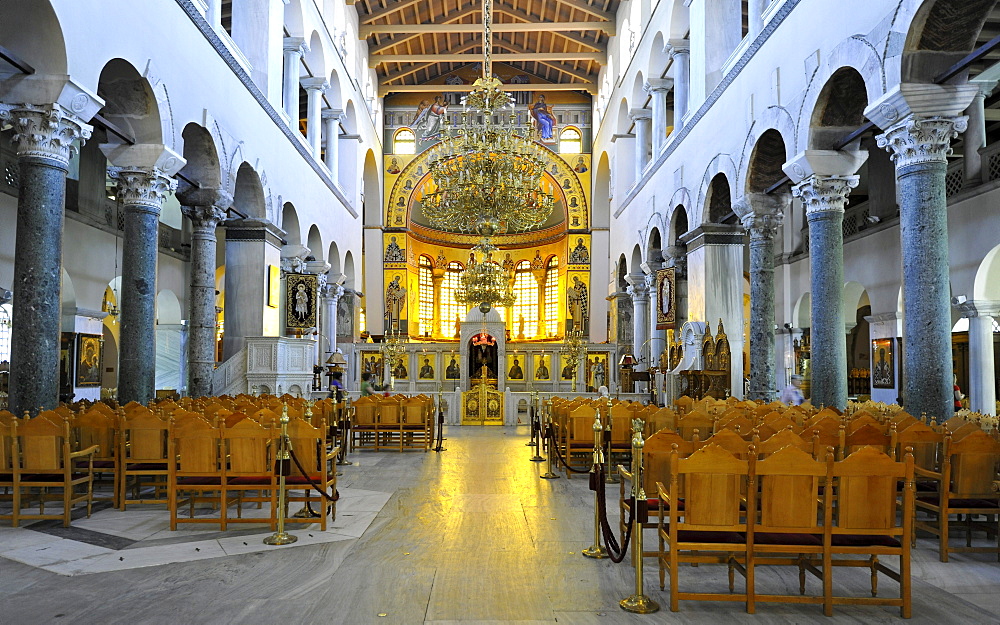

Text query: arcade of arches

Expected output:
[1,0,1000,621]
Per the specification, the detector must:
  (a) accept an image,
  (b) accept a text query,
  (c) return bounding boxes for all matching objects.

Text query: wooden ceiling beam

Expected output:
[547,0,614,21]
[366,7,480,53]
[492,37,600,82]
[379,82,596,96]
[370,51,605,65]
[494,5,610,48]
[360,21,615,36]
[361,0,430,24]
[379,41,481,83]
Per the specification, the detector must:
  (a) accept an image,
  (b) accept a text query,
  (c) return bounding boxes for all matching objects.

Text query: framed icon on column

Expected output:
[871,338,894,389]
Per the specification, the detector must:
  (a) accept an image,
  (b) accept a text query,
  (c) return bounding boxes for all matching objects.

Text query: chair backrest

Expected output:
[646,407,676,434]
[15,416,69,471]
[379,401,401,425]
[287,417,325,475]
[402,399,426,424]
[121,412,169,462]
[677,409,713,441]
[755,428,811,457]
[223,418,273,475]
[895,421,944,468]
[354,402,378,425]
[171,417,220,474]
[568,404,598,445]
[833,446,908,531]
[945,430,1000,497]
[72,408,117,460]
[671,444,748,528]
[753,445,827,531]
[704,429,753,459]
[842,423,893,458]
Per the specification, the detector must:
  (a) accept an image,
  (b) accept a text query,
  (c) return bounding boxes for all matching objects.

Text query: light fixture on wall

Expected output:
[105,233,121,320]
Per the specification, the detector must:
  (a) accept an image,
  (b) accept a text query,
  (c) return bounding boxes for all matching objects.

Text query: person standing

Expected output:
[780,374,805,406]
[953,374,965,411]
[360,372,382,397]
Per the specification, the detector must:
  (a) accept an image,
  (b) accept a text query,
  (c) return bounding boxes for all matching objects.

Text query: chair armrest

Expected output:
[618,465,633,481]
[325,447,340,460]
[70,444,100,459]
[913,466,942,480]
[656,482,671,507]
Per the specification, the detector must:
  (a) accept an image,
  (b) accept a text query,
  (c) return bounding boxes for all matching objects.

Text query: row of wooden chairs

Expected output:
[653,443,914,617]
[352,394,435,452]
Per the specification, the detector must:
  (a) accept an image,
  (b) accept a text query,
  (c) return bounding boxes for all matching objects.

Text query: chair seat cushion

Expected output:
[830,534,901,548]
[917,496,1000,509]
[20,473,90,482]
[75,460,116,469]
[754,532,822,546]
[284,475,322,485]
[125,462,168,471]
[176,476,222,486]
[676,530,746,544]
[227,476,274,485]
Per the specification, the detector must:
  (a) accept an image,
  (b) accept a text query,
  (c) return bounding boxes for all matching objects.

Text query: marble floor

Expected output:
[0,426,998,624]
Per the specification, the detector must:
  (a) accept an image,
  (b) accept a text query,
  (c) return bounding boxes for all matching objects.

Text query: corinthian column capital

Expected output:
[0,103,93,166]
[875,115,968,168]
[109,167,177,214]
[791,175,859,219]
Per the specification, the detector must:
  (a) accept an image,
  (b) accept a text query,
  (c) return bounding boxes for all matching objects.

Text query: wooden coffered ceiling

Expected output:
[352,0,620,95]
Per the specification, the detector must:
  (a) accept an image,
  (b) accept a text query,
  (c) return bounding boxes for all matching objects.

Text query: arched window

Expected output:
[511,261,538,338]
[440,261,466,331]
[394,128,416,154]
[544,256,559,336]
[559,127,582,153]
[418,255,434,335]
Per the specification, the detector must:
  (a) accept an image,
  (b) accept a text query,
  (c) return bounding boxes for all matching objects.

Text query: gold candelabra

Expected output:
[561,329,587,393]
[380,324,407,391]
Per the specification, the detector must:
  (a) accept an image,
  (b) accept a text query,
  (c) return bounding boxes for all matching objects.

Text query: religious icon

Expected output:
[403,179,413,191]
[413,95,449,141]
[285,273,318,330]
[573,156,588,173]
[396,196,406,207]
[386,157,401,174]
[384,236,405,262]
[535,356,550,380]
[385,275,407,327]
[567,275,589,333]
[550,164,559,175]
[362,351,385,381]
[419,357,435,379]
[562,178,571,190]
[75,333,102,387]
[872,338,894,389]
[528,94,557,142]
[393,358,409,380]
[569,196,579,208]
[655,267,676,328]
[445,355,461,379]
[568,237,589,264]
[507,355,524,380]
[415,165,424,176]
[586,352,609,392]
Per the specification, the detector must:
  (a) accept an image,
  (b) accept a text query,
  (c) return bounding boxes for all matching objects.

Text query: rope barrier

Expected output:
[280,438,340,505]
[593,461,635,563]
[545,427,595,475]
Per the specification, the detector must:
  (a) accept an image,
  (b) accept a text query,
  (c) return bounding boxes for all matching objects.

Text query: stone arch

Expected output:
[742,107,797,179]
[648,31,671,78]
[630,71,647,110]
[647,227,663,264]
[307,225,323,261]
[60,268,76,311]
[96,58,165,147]
[696,154,738,223]
[327,68,344,109]
[617,254,629,291]
[616,97,631,134]
[668,0,691,39]
[233,162,266,219]
[703,172,735,225]
[900,0,996,83]
[744,128,789,194]
[668,203,690,245]
[593,152,611,228]
[328,241,341,275]
[156,289,182,324]
[362,148,380,224]
[843,281,869,317]
[342,99,359,134]
[793,292,811,328]
[974,243,1000,300]
[305,31,327,79]
[806,66,871,150]
[281,203,301,246]
[283,0,305,36]
[0,0,66,75]
[344,250,357,290]
[629,244,644,274]
[178,123,223,191]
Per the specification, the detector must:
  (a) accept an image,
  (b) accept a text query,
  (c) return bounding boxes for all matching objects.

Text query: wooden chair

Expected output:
[168,417,225,530]
[0,419,16,524]
[222,417,277,528]
[913,430,1000,562]
[839,423,893,460]
[283,417,338,530]
[825,446,913,618]
[401,397,432,451]
[657,443,751,612]
[352,398,378,450]
[119,410,170,509]
[755,428,812,458]
[377,399,403,451]
[11,416,98,527]
[677,409,713,441]
[71,407,120,507]
[746,445,830,613]
[564,404,598,477]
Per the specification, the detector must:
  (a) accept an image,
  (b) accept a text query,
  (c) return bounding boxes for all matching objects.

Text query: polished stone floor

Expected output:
[1,426,999,624]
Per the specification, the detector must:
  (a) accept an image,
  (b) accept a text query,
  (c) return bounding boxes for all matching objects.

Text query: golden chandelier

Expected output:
[454,236,515,310]
[420,0,555,237]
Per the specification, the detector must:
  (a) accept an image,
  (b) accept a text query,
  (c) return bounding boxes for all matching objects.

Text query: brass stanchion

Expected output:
[539,403,560,480]
[582,406,608,559]
[264,404,298,545]
[529,393,544,462]
[336,399,353,466]
[620,419,658,613]
[526,389,539,447]
[604,395,618,484]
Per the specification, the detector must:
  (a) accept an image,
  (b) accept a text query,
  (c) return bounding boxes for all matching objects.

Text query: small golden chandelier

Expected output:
[454,234,515,311]
[420,0,555,236]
